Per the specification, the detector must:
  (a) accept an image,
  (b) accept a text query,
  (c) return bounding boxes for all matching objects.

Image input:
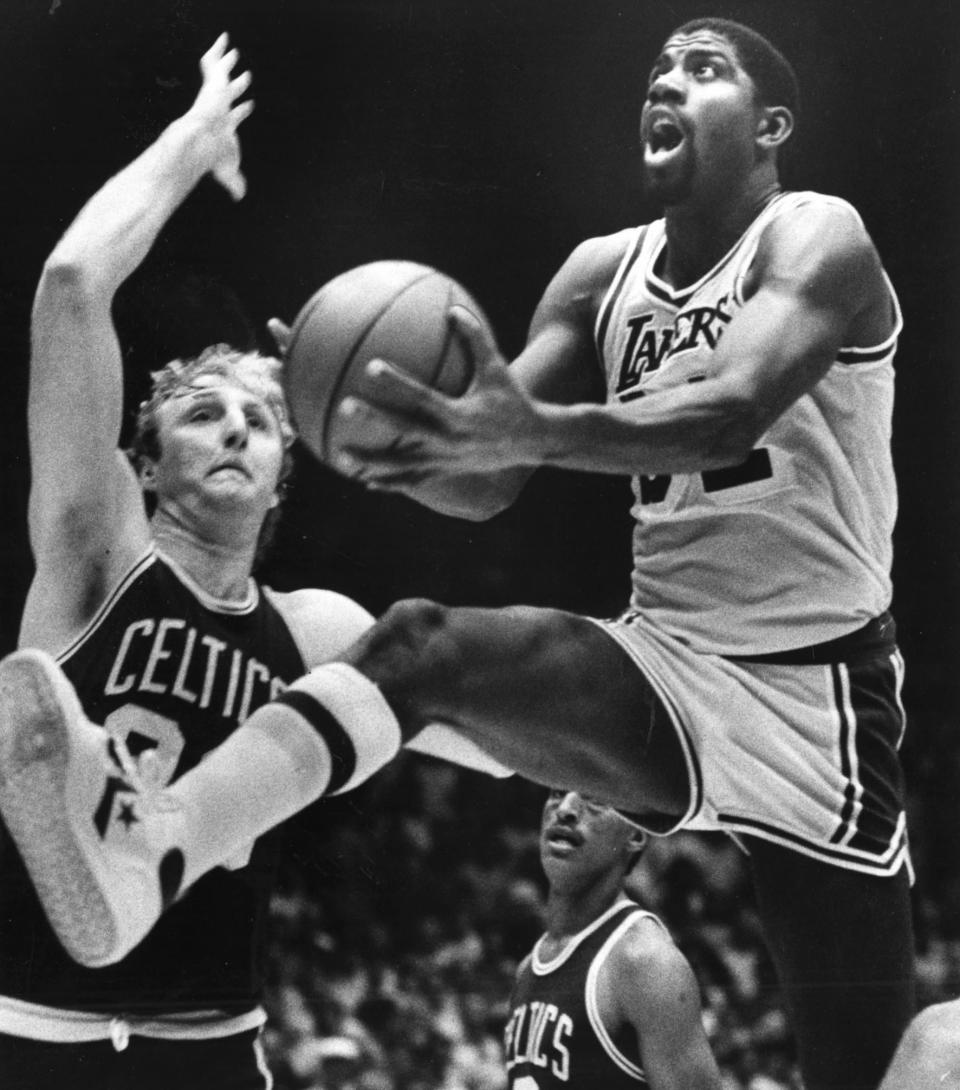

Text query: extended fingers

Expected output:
[200,36,251,99]
[448,305,499,369]
[230,98,255,126]
[200,33,230,73]
[230,68,253,99]
[358,359,449,416]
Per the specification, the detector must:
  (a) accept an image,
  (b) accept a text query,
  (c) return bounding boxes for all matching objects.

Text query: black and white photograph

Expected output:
[0,2,957,1087]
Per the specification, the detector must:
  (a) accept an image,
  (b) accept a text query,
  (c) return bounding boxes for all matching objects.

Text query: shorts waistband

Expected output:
[725,612,897,666]
[0,993,266,1046]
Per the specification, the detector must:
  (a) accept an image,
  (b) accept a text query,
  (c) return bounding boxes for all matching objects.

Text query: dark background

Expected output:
[1,0,959,906]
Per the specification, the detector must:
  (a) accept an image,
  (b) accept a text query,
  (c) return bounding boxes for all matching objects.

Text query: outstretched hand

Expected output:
[336,305,545,488]
[187,34,254,201]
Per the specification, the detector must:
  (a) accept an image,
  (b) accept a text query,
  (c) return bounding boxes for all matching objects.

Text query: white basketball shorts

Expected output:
[592,610,909,877]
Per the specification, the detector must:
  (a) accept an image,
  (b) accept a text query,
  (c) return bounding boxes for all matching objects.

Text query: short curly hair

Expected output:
[127,344,296,564]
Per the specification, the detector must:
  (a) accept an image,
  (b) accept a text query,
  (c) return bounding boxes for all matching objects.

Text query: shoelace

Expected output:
[108,736,181,815]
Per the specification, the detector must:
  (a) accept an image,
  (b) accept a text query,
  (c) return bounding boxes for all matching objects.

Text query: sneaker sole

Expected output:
[0,651,119,967]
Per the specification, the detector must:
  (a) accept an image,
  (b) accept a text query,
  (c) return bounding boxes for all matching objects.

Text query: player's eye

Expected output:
[189,408,212,422]
[580,794,609,815]
[693,60,719,78]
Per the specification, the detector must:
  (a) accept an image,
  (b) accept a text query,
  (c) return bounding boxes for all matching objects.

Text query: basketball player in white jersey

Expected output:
[0,17,915,1090]
[504,789,721,1090]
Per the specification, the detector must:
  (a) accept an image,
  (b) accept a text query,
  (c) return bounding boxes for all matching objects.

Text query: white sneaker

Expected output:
[0,649,186,967]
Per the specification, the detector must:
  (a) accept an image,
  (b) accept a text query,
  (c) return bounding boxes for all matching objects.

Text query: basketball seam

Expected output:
[313,270,438,461]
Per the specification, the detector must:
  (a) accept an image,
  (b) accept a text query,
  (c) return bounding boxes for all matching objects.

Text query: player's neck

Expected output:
[544,880,629,946]
[151,510,258,603]
[661,174,782,288]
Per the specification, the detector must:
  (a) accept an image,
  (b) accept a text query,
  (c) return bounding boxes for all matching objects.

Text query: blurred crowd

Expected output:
[260,727,956,1090]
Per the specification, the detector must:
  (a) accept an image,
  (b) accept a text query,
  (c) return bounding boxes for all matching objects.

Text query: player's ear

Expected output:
[626,827,649,867]
[139,461,158,493]
[756,105,793,151]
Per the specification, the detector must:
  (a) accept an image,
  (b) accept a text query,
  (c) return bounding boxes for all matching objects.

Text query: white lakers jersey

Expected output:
[595,191,900,655]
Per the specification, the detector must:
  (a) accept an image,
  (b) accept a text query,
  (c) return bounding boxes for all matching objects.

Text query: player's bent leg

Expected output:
[0,649,183,968]
[343,599,692,819]
[0,649,402,968]
[746,835,916,1090]
[0,601,690,965]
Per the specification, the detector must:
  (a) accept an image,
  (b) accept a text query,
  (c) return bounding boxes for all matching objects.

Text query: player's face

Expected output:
[540,789,637,886]
[640,31,762,206]
[149,375,286,520]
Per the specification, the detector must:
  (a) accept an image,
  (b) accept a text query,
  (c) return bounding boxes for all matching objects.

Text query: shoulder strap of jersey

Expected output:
[594,224,658,362]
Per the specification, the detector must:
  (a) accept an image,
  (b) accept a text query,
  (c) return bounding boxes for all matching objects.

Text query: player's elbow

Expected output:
[35,254,103,312]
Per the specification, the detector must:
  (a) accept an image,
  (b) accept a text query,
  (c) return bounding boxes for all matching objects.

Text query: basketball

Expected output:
[283,260,488,468]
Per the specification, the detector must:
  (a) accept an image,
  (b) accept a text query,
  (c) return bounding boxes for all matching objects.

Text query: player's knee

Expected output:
[377,598,450,648]
[361,598,464,681]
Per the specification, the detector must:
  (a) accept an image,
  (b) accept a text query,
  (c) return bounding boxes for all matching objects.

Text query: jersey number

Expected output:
[639,446,773,504]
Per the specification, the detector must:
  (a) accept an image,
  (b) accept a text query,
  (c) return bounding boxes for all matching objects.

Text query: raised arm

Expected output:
[348,202,890,490]
[22,35,251,647]
[609,920,722,1090]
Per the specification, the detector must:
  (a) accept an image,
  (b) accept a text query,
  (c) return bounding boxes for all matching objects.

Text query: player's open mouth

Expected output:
[647,118,684,154]
[545,827,582,848]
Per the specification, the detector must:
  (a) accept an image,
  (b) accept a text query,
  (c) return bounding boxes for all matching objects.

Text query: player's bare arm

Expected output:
[336,230,628,516]
[22,35,252,648]
[878,1001,960,1090]
[343,203,886,485]
[605,919,722,1090]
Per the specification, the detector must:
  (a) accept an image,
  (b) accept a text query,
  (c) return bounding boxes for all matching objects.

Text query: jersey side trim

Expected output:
[56,547,156,662]
[584,910,658,1082]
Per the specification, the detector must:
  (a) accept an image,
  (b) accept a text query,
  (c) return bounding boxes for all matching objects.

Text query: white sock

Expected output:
[168,663,402,887]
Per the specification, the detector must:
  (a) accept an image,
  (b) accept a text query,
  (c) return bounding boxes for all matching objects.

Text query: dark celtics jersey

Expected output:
[0,547,370,1017]
[504,902,661,1088]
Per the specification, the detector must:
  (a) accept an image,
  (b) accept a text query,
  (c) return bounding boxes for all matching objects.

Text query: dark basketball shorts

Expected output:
[0,1009,272,1090]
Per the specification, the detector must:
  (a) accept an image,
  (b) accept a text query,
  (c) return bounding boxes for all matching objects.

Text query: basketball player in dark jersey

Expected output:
[504,789,720,1090]
[0,18,915,1090]
[0,35,500,1089]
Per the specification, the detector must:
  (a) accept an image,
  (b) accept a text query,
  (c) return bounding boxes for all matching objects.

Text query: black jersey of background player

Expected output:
[0,549,307,1015]
[504,902,650,1088]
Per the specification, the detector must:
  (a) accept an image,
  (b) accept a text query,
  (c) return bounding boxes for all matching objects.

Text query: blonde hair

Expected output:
[131,345,295,458]
[127,344,296,564]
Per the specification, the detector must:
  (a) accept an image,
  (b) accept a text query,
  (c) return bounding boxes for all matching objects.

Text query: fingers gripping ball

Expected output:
[284,261,488,469]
